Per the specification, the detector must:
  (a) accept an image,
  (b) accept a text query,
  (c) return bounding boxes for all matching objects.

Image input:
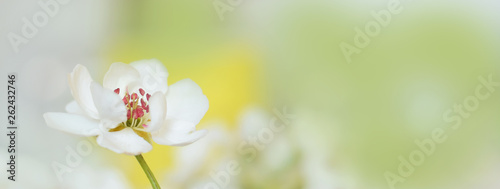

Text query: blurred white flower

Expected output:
[291,110,354,189]
[237,106,302,189]
[162,123,238,189]
[238,106,296,171]
[44,59,209,155]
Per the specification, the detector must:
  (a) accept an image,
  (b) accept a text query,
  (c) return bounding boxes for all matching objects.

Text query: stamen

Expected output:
[125,92,130,101]
[116,87,152,129]
[134,107,144,118]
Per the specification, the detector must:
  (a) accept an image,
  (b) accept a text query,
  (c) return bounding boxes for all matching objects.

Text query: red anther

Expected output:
[114,88,120,94]
[127,109,131,119]
[146,94,151,101]
[141,99,146,108]
[134,107,144,118]
[139,88,145,96]
[131,93,138,100]
[145,105,149,113]
[122,96,128,104]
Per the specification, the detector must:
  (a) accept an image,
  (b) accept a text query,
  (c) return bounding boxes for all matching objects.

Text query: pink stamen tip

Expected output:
[139,88,145,96]
[134,108,144,118]
[131,93,138,100]
[142,124,148,128]
[146,94,151,101]
[133,110,138,119]
[114,88,120,94]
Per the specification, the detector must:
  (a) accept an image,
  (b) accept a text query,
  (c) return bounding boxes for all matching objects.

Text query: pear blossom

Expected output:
[44,59,208,155]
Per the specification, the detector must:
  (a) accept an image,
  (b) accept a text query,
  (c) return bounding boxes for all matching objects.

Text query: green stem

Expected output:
[135,154,161,189]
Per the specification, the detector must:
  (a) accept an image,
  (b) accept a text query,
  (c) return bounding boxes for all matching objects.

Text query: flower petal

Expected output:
[65,100,85,115]
[68,64,98,119]
[103,62,141,93]
[43,112,100,137]
[145,92,166,132]
[97,128,153,155]
[130,59,169,94]
[90,82,127,129]
[152,119,208,146]
[165,79,208,125]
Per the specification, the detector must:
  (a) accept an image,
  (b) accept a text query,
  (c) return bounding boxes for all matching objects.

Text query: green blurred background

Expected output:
[102,1,500,188]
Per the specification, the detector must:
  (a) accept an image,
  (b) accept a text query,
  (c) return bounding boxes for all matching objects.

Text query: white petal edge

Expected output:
[130,59,169,94]
[152,119,208,146]
[145,92,166,132]
[90,82,127,129]
[43,112,100,137]
[65,100,85,115]
[103,62,141,93]
[97,128,153,155]
[165,79,209,125]
[68,64,99,119]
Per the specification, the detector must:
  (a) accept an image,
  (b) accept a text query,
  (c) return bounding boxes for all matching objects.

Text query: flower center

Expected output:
[113,88,151,130]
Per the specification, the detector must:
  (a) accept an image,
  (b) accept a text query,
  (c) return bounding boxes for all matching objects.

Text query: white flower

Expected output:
[44,59,209,155]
